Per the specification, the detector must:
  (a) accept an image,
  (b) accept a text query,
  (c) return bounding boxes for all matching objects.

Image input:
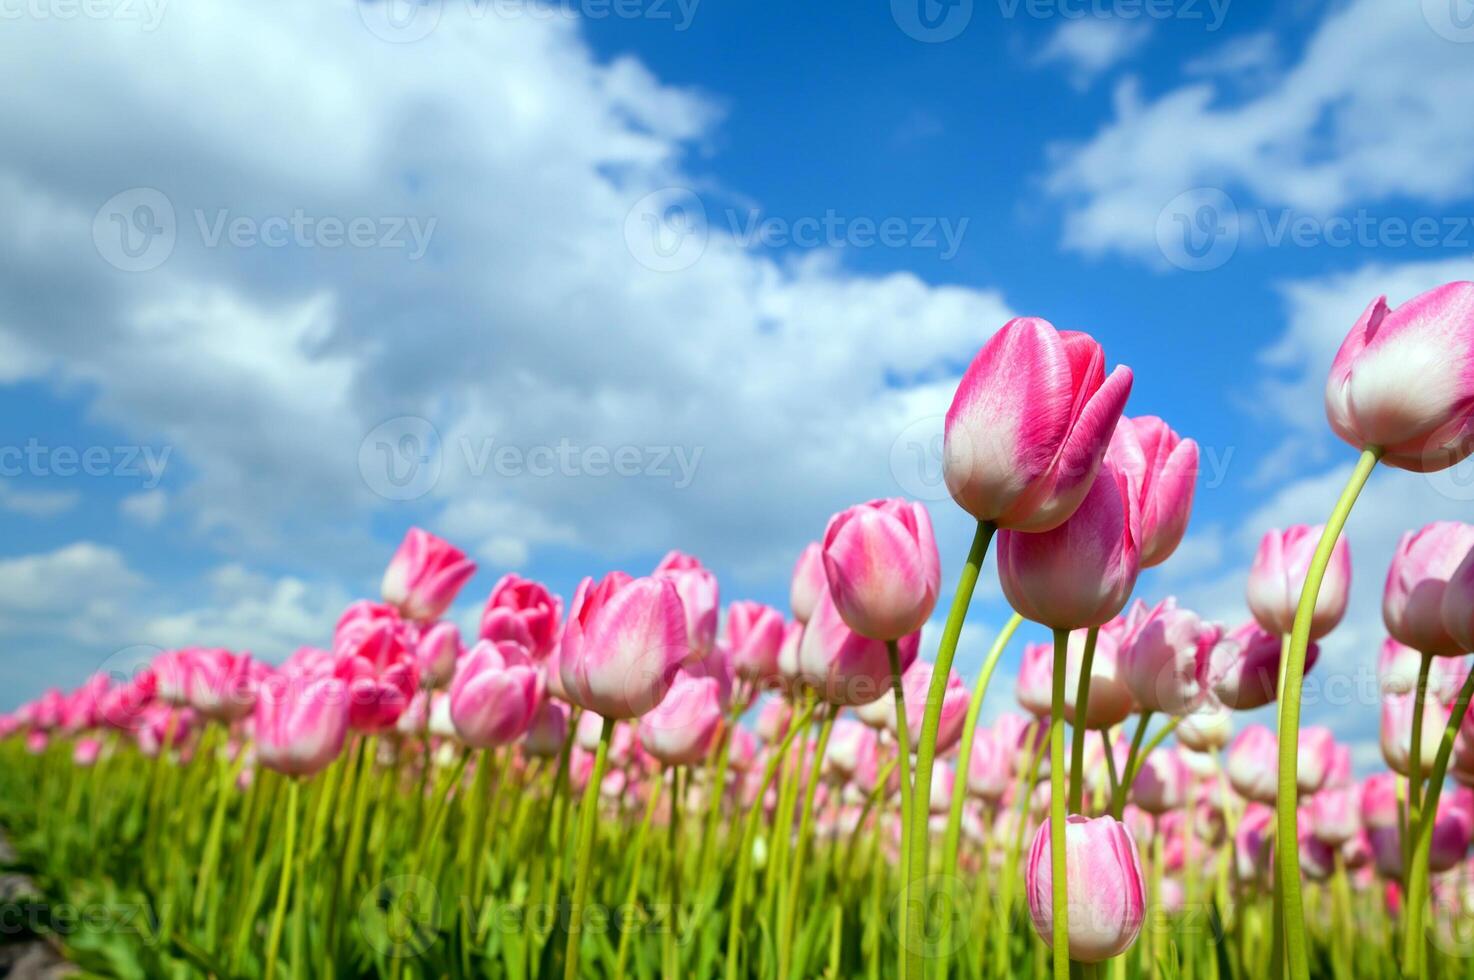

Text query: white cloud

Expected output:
[0,543,144,617]
[1044,0,1474,261]
[119,489,168,526]
[0,482,80,518]
[1034,18,1152,89]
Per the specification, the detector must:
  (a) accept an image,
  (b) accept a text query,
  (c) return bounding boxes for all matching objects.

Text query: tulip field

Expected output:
[7,285,1474,980]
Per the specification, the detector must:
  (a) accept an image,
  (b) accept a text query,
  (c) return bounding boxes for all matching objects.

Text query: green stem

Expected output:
[564,715,615,980]
[1112,712,1154,819]
[939,612,1023,980]
[1050,628,1070,980]
[907,520,995,979]
[1276,446,1380,980]
[1069,627,1100,813]
[615,773,664,980]
[888,638,918,980]
[780,704,837,978]
[263,778,300,980]
[664,766,685,980]
[1405,651,1434,872]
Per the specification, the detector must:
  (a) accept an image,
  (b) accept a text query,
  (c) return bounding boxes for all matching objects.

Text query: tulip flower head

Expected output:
[1120,598,1220,716]
[1176,699,1232,752]
[253,672,350,778]
[1207,621,1320,711]
[415,621,464,690]
[725,601,787,686]
[381,527,477,623]
[449,640,542,748]
[821,498,940,641]
[1227,725,1279,804]
[1108,416,1198,568]
[796,589,920,707]
[1383,522,1474,657]
[559,571,688,719]
[333,613,419,733]
[1026,815,1146,963]
[638,668,725,766]
[479,573,563,659]
[1246,525,1351,640]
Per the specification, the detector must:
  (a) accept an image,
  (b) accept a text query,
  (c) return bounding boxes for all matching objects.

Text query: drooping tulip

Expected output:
[997,455,1142,631]
[1383,522,1474,657]
[381,527,477,623]
[449,640,543,748]
[944,317,1133,532]
[796,589,920,707]
[1119,598,1220,716]
[1108,416,1198,568]
[1325,282,1474,472]
[479,573,563,660]
[1227,725,1279,804]
[1207,622,1320,710]
[1246,525,1351,639]
[638,668,724,766]
[558,571,688,719]
[821,499,941,642]
[725,601,787,685]
[654,550,720,660]
[253,672,350,777]
[1025,815,1146,963]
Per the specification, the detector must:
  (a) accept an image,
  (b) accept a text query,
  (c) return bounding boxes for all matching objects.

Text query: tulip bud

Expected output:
[796,589,920,707]
[253,672,350,777]
[944,318,1133,532]
[1227,725,1279,804]
[655,550,720,661]
[1175,699,1232,752]
[381,527,477,623]
[820,498,941,642]
[479,573,563,660]
[559,572,688,719]
[1382,522,1474,657]
[1207,621,1320,710]
[1246,525,1351,639]
[449,640,542,748]
[1120,598,1219,716]
[1026,815,1146,963]
[638,669,724,766]
[998,456,1142,631]
[725,601,787,685]
[1108,416,1198,568]
[1325,282,1474,472]
[522,699,569,759]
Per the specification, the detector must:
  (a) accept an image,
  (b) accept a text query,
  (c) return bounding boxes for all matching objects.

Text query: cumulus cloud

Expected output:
[1034,18,1152,89]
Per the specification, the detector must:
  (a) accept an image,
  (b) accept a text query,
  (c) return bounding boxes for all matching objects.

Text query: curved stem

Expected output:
[907,519,994,979]
[564,715,615,980]
[1111,712,1154,819]
[263,777,299,980]
[1402,661,1474,977]
[887,638,917,979]
[1069,627,1100,813]
[1405,650,1434,872]
[939,612,1023,980]
[1049,628,1070,980]
[1275,446,1380,980]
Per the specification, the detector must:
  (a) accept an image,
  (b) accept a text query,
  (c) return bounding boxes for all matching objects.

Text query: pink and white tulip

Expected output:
[253,672,350,777]
[1120,598,1219,716]
[559,571,688,719]
[821,499,940,641]
[381,527,477,623]
[1246,525,1351,639]
[479,573,563,660]
[1384,522,1474,657]
[1026,815,1146,963]
[449,640,542,748]
[1108,416,1197,568]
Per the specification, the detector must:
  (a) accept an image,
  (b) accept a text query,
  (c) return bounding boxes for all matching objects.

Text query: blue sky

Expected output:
[3,0,1473,771]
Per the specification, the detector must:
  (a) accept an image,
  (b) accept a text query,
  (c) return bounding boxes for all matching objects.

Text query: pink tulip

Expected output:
[522,699,569,758]
[559,571,688,719]
[137,704,198,757]
[654,550,720,660]
[1234,803,1276,884]
[1308,784,1362,846]
[638,668,725,766]
[1207,621,1320,710]
[1297,727,1336,794]
[1381,689,1451,778]
[73,737,102,767]
[448,640,542,748]
[187,648,259,722]
[997,455,1141,631]
[776,621,805,693]
[725,601,787,685]
[1325,282,1474,472]
[967,724,1015,802]
[283,645,336,679]
[1062,625,1136,729]
[821,498,940,641]
[414,621,464,690]
[797,589,920,707]
[334,614,419,733]
[790,542,827,624]
[1175,699,1232,752]
[885,660,966,751]
[755,698,792,743]
[1298,818,1338,881]
[1369,825,1404,879]
[253,672,350,777]
[1120,598,1219,716]
[944,317,1133,532]
[1383,522,1474,657]
[824,718,880,784]
[1108,416,1198,568]
[153,651,198,707]
[1341,831,1373,872]
[479,573,562,659]
[25,731,48,755]
[1361,773,1402,829]
[1430,789,1474,872]
[1131,748,1188,815]
[1324,743,1354,790]
[1441,546,1474,654]
[1246,525,1351,639]
[381,527,477,623]
[1227,725,1279,804]
[98,674,155,734]
[60,676,109,734]
[1026,815,1146,963]
[1016,642,1054,718]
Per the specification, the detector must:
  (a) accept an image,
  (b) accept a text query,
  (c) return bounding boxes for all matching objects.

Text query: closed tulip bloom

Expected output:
[655,550,720,660]
[1063,626,1136,729]
[790,543,827,624]
[479,573,562,659]
[334,616,420,733]
[1381,689,1450,777]
[1176,699,1232,752]
[253,673,350,777]
[1323,743,1354,790]
[1207,621,1320,710]
[449,640,542,748]
[1017,642,1054,718]
[1325,282,1474,472]
[797,589,920,707]
[1297,727,1336,794]
[1298,820,1338,882]
[1131,748,1188,815]
[188,648,259,722]
[756,698,792,743]
[998,456,1142,631]
[381,527,477,623]
[821,499,940,641]
[1108,416,1198,568]
[890,660,968,751]
[1441,547,1474,653]
[1246,525,1351,639]
[1120,598,1220,716]
[967,725,1015,802]
[725,601,787,685]
[1308,784,1362,846]
[944,318,1133,532]
[1430,791,1474,872]
[1362,773,1402,829]
[638,669,724,766]
[1341,831,1373,872]
[1369,825,1404,879]
[522,699,569,759]
[1383,522,1474,657]
[1227,725,1279,804]
[559,572,688,719]
[1235,803,1276,884]
[824,718,880,784]
[415,622,464,690]
[775,621,805,694]
[1026,815,1146,963]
